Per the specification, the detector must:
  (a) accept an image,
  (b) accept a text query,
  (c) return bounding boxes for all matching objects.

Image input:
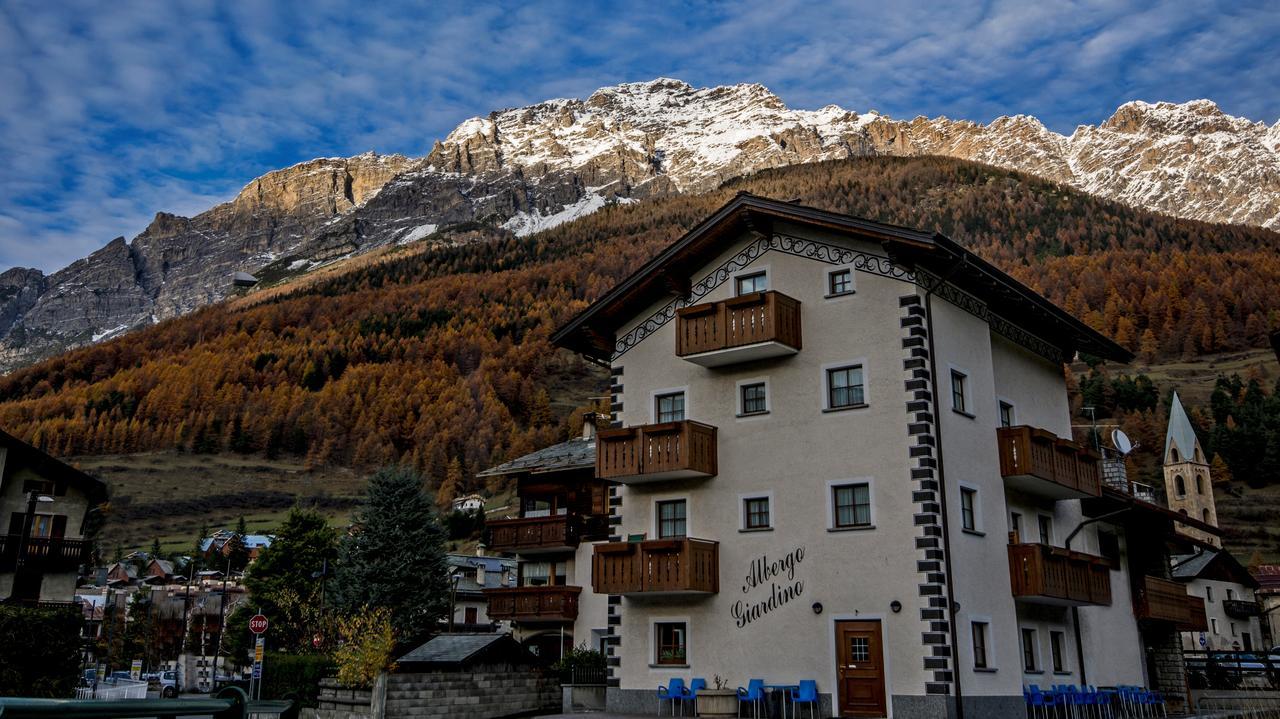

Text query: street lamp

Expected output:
[447,572,461,633]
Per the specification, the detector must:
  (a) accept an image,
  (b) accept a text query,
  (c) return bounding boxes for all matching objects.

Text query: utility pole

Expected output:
[212,553,230,687]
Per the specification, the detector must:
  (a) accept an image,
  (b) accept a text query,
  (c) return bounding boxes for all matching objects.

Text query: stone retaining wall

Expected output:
[306,667,558,719]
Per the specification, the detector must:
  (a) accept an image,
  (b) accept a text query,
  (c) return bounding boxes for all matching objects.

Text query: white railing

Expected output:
[76,678,149,700]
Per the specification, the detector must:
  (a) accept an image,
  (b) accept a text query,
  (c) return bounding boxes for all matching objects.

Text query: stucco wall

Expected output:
[1181,578,1263,651]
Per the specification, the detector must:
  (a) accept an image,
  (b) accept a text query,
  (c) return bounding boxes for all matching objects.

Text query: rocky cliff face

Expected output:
[3,79,1277,372]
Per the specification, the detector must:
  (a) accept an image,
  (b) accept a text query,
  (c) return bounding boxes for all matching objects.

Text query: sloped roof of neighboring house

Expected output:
[398,633,534,669]
[1172,549,1258,588]
[552,193,1132,364]
[0,427,108,505]
[477,436,596,477]
[107,562,138,579]
[149,559,175,575]
[446,554,515,574]
[1165,392,1202,463]
[1253,564,1280,592]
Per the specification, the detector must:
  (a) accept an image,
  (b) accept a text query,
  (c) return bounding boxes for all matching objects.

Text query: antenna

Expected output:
[1111,429,1133,456]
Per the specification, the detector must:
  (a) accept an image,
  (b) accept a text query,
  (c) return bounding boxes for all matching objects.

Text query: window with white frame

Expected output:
[826,365,865,409]
[999,400,1015,428]
[735,271,767,295]
[960,486,979,532]
[951,370,969,414]
[657,499,687,539]
[742,496,771,530]
[1050,631,1067,673]
[972,621,990,669]
[655,622,687,665]
[1211,617,1219,635]
[827,268,854,296]
[832,482,872,529]
[740,382,768,416]
[1021,628,1039,672]
[655,391,685,423]
[1038,515,1053,545]
[1206,586,1214,602]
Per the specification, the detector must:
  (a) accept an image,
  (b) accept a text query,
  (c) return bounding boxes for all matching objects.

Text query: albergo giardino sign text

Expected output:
[732,547,805,627]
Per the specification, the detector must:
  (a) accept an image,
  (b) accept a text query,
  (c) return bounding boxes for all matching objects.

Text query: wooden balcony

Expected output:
[1223,599,1262,619]
[1008,543,1112,606]
[487,514,599,555]
[483,585,580,623]
[1136,575,1206,630]
[596,421,717,483]
[675,291,802,367]
[0,535,92,573]
[998,426,1102,500]
[592,538,719,596]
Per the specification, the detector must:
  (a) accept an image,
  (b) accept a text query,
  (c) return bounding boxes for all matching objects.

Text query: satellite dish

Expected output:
[1112,429,1133,455]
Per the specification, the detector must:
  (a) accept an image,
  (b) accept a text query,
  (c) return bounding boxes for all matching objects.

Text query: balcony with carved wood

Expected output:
[1008,542,1112,606]
[998,426,1102,500]
[0,535,92,573]
[675,291,802,367]
[596,421,717,483]
[592,538,719,596]
[1136,575,1207,630]
[487,513,604,555]
[483,585,580,623]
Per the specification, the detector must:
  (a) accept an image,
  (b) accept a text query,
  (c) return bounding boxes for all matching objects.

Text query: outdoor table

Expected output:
[763,684,799,719]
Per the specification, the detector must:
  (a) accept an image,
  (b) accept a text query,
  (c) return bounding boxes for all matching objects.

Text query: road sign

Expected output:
[130,659,142,680]
[249,614,269,634]
[1199,632,1207,647]
[253,636,265,680]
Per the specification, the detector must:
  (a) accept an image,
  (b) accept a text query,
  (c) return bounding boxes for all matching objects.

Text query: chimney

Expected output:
[475,562,485,587]
[582,412,599,440]
[475,542,486,557]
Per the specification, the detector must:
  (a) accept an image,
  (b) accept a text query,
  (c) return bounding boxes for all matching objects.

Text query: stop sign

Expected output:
[249,614,269,634]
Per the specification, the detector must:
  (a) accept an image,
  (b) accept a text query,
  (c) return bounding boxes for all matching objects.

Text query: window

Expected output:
[1206,586,1214,602]
[657,500,687,539]
[960,487,978,532]
[743,496,771,530]
[1038,515,1054,545]
[655,392,685,423]
[832,483,872,528]
[1196,475,1204,494]
[656,622,687,665]
[523,562,564,587]
[1174,474,1186,497]
[999,401,1015,428]
[826,365,865,409]
[1021,628,1039,672]
[1211,617,1219,635]
[1231,621,1238,637]
[827,268,853,296]
[950,370,968,414]
[1227,588,1234,601]
[740,382,768,415]
[1098,530,1121,569]
[1170,447,1180,462]
[1050,631,1067,673]
[1010,512,1022,543]
[972,621,990,669]
[1203,508,1211,523]
[735,271,767,295]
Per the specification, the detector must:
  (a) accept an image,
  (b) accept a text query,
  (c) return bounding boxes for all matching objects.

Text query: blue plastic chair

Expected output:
[737,679,765,718]
[689,678,707,714]
[789,680,819,719]
[657,678,688,716]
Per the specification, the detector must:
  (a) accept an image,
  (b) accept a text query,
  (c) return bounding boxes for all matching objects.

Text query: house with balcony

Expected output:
[0,428,107,605]
[444,551,515,633]
[548,193,1213,718]
[1172,549,1262,651]
[476,415,612,658]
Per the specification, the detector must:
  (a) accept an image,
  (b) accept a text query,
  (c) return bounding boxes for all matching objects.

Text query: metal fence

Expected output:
[560,664,607,686]
[1186,651,1280,691]
[74,679,149,700]
[1194,693,1280,719]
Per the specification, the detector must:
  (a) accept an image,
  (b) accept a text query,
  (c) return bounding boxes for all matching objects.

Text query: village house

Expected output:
[451,494,487,514]
[0,428,107,604]
[538,194,1217,718]
[199,529,273,564]
[476,416,611,658]
[444,551,516,633]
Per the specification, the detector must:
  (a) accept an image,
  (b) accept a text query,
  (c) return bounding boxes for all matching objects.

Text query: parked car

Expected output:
[146,670,179,698]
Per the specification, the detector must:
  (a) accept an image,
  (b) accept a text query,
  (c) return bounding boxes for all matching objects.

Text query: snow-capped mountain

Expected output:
[1,78,1276,371]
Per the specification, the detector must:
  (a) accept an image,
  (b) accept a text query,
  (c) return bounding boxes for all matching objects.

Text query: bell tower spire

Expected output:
[1162,391,1218,547]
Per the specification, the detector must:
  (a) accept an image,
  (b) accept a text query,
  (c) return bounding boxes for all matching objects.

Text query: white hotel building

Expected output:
[483,194,1217,718]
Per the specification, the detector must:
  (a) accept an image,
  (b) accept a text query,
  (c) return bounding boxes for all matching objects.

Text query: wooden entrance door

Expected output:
[836,620,887,717]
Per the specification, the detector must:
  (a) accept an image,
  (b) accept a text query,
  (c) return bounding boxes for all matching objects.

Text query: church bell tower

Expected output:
[1162,391,1219,547]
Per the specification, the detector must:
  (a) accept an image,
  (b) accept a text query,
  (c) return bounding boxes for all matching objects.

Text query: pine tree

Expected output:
[150,538,163,561]
[332,466,449,644]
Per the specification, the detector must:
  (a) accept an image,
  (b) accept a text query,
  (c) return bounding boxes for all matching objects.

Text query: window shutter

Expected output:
[51,515,67,539]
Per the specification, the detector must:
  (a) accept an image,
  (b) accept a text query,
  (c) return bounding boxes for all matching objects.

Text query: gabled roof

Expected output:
[476,436,595,477]
[551,193,1132,363]
[0,427,107,505]
[1165,392,1202,463]
[1172,549,1259,588]
[397,633,534,669]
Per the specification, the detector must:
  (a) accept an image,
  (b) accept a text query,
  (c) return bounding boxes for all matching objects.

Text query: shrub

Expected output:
[260,652,333,708]
[334,607,397,689]
[0,604,82,697]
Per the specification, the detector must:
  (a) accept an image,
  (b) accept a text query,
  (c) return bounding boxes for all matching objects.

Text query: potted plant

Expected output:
[696,675,739,717]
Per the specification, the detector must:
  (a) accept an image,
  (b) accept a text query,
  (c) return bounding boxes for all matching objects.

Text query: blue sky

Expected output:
[2,0,1278,272]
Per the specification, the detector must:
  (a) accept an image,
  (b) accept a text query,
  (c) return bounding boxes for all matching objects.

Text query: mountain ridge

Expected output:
[2,78,1277,371]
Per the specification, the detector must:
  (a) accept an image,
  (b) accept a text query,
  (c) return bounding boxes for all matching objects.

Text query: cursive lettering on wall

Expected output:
[732,547,805,628]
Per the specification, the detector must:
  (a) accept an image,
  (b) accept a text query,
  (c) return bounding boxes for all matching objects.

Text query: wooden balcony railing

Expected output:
[998,426,1102,499]
[675,291,802,366]
[487,514,591,554]
[1008,543,1112,606]
[483,585,580,622]
[592,538,719,595]
[0,535,92,572]
[1136,575,1206,630]
[596,421,717,483]
[1223,599,1262,619]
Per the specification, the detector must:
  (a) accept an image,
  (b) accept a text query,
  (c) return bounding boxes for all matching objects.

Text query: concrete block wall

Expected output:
[383,664,559,719]
[309,678,378,719]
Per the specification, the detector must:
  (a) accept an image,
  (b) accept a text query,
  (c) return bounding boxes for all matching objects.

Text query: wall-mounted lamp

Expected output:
[890,600,902,614]
[812,602,823,615]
